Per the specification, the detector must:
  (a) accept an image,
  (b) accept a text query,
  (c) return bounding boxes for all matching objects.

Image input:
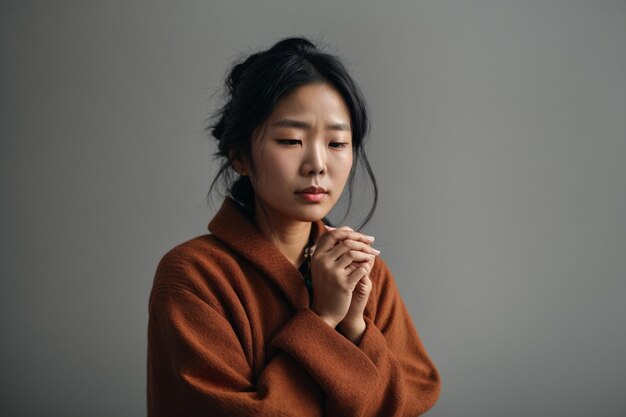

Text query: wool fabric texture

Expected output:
[147,198,440,416]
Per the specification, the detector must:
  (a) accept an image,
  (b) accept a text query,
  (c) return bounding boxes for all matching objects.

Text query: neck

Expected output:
[253,202,312,267]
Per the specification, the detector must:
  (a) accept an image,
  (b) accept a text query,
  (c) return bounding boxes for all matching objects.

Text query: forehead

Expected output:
[267,83,351,124]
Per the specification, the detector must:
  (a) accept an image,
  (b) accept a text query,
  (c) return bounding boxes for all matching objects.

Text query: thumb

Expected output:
[353,274,372,297]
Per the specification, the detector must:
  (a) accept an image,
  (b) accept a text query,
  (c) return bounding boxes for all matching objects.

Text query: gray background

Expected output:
[1,1,625,416]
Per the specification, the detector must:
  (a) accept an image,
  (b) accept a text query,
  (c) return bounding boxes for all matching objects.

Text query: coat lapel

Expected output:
[208,198,326,310]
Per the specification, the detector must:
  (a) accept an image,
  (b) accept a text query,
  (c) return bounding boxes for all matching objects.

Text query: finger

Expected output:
[337,250,376,269]
[317,225,353,252]
[314,231,339,254]
[324,225,353,232]
[357,257,375,274]
[338,239,380,256]
[345,260,372,274]
[315,229,375,253]
[330,229,374,244]
[326,240,353,261]
[347,265,369,288]
[326,239,374,262]
[353,274,372,296]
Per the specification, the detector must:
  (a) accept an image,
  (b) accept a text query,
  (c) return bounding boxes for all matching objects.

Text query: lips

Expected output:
[295,186,327,194]
[295,186,328,203]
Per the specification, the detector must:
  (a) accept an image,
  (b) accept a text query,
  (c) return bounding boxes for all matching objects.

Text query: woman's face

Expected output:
[246,82,353,225]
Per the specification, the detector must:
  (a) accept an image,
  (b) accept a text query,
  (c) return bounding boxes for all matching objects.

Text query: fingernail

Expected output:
[366,235,375,242]
[372,248,381,255]
[324,225,336,230]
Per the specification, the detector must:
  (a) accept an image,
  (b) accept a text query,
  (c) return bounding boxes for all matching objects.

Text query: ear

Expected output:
[228,149,249,176]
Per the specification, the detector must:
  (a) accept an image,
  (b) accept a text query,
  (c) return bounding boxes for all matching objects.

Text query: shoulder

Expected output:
[156,234,239,273]
[157,234,234,268]
[151,234,243,303]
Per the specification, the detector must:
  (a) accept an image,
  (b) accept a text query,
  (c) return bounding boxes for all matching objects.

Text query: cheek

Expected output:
[332,153,353,180]
[346,153,354,175]
[253,151,296,184]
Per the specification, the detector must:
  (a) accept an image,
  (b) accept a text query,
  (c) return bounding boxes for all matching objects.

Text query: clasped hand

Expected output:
[309,225,380,344]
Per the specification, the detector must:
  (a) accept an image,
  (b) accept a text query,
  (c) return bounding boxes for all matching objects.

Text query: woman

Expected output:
[148,37,440,416]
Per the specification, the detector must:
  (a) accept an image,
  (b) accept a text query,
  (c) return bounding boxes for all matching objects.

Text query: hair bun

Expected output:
[267,37,317,55]
[228,38,316,95]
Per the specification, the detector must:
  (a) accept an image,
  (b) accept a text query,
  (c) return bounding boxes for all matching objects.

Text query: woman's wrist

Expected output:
[317,314,339,329]
[338,318,366,345]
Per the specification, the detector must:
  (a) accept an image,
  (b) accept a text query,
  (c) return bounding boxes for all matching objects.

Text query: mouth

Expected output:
[295,186,328,194]
[295,186,328,202]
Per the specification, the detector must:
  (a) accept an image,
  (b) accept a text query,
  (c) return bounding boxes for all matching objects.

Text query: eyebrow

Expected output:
[271,118,351,132]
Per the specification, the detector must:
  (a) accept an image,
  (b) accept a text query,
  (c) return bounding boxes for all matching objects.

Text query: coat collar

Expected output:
[208,197,326,309]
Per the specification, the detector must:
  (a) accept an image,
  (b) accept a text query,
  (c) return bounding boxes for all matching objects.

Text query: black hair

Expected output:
[207,36,377,230]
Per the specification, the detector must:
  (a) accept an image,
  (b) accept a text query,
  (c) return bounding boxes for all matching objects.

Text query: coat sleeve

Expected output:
[147,254,440,417]
[148,286,327,417]
[273,258,441,417]
[351,258,442,416]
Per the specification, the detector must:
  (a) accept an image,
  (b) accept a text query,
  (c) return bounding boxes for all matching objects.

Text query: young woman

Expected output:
[148,37,440,416]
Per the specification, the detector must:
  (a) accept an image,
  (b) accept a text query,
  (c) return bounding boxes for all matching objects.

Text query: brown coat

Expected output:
[148,198,440,416]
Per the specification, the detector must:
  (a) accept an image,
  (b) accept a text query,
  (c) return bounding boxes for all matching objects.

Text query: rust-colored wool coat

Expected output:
[148,198,440,416]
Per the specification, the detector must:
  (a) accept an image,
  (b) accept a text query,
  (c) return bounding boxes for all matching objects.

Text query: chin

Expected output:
[257,195,335,223]
[290,205,333,222]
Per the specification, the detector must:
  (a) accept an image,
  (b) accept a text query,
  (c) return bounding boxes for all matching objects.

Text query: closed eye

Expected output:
[329,142,349,149]
[276,139,302,146]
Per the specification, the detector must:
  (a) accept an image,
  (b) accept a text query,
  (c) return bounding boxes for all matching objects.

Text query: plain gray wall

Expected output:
[2,1,625,416]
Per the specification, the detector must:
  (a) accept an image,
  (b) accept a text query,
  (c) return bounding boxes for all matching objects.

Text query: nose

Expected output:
[300,141,326,177]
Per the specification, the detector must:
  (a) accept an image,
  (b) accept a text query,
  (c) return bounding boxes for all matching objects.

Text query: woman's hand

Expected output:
[338,271,372,344]
[309,226,379,335]
[324,227,378,344]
